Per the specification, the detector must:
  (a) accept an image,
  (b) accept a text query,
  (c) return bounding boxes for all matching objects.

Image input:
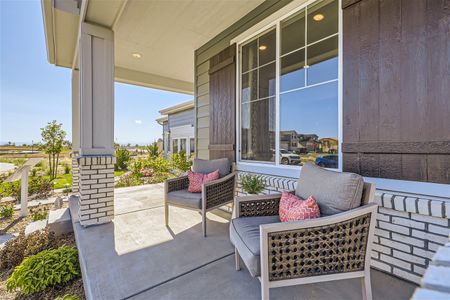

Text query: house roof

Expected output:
[41,0,265,94]
[158,100,194,115]
[155,115,168,125]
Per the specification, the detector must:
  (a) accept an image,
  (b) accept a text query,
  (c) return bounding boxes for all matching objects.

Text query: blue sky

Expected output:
[0,0,191,145]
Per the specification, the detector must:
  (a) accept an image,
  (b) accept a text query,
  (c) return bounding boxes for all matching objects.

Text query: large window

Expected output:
[239,0,339,169]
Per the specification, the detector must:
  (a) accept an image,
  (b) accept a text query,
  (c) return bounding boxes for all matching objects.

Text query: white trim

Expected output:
[237,162,450,199]
[235,0,341,169]
[159,100,194,115]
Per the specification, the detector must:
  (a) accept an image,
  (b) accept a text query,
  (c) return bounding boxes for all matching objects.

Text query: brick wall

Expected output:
[71,154,80,194]
[236,171,450,284]
[78,155,116,227]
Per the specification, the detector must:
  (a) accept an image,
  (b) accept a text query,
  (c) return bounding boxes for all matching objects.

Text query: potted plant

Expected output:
[240,174,265,195]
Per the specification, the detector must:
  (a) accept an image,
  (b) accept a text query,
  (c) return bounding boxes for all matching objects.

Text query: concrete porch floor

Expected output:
[69,184,417,300]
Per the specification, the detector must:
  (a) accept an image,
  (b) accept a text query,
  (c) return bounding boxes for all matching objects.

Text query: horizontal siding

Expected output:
[197,127,209,139]
[194,0,294,159]
[197,116,209,128]
[197,105,209,118]
[168,109,194,128]
[197,94,209,107]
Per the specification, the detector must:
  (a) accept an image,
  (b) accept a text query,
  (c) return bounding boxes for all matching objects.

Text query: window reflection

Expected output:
[280,81,338,168]
[241,98,276,162]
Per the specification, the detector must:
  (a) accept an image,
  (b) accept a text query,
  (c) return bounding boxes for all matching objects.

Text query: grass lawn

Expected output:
[43,171,125,190]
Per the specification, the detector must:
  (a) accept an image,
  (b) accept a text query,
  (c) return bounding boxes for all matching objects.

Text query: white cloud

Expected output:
[135,120,142,124]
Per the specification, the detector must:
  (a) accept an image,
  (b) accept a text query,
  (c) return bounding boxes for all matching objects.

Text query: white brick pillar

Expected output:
[78,156,115,226]
[77,22,115,226]
[71,153,80,194]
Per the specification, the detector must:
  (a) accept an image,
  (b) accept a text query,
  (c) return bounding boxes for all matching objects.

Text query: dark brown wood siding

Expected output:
[208,44,236,162]
[342,0,450,184]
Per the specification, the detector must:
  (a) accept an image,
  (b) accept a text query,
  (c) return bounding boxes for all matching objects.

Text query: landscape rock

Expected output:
[0,234,15,249]
[48,208,73,236]
[54,196,64,209]
[24,219,48,235]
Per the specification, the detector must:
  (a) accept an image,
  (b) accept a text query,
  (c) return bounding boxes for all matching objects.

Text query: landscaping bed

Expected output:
[0,203,68,236]
[0,231,85,300]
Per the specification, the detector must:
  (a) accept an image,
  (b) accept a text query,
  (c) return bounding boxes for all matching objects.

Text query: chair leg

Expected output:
[164,203,169,226]
[202,212,207,237]
[361,273,372,300]
[235,247,241,271]
[261,281,269,300]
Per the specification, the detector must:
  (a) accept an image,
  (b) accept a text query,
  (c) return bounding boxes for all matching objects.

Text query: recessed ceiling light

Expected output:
[259,45,267,51]
[132,52,142,59]
[313,14,324,21]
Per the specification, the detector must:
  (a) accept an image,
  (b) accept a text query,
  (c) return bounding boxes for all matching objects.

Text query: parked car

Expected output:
[280,149,301,165]
[315,155,338,168]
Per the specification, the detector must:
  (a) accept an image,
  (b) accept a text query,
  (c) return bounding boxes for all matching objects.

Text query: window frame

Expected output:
[235,0,343,173]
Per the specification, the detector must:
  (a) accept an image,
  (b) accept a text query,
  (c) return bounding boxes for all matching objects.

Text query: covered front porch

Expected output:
[70,184,416,300]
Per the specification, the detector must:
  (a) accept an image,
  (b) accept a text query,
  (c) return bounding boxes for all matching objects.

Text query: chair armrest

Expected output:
[202,172,236,210]
[260,203,378,282]
[165,175,189,193]
[234,193,287,218]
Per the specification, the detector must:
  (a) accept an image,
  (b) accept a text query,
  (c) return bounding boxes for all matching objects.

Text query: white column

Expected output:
[71,70,80,194]
[72,69,80,152]
[77,22,115,227]
[79,22,114,156]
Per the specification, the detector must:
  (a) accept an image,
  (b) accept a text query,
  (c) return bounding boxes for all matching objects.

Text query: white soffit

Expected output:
[43,0,264,93]
[113,0,264,89]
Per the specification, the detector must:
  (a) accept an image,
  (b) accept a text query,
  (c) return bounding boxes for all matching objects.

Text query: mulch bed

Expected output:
[0,203,68,236]
[0,212,85,299]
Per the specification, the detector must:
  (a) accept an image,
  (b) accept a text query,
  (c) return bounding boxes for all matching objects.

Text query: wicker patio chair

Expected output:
[230,163,378,300]
[165,158,236,237]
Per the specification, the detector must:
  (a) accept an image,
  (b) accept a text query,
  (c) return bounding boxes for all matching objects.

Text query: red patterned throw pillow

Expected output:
[279,192,320,222]
[187,169,220,193]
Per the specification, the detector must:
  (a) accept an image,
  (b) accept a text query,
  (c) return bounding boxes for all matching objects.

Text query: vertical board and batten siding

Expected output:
[208,45,237,161]
[168,109,195,128]
[194,0,295,160]
[342,0,450,184]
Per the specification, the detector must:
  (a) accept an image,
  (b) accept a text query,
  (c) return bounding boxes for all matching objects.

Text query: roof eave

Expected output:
[41,0,56,65]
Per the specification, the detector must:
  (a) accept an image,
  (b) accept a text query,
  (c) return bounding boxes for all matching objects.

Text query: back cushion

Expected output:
[192,158,230,177]
[295,163,364,216]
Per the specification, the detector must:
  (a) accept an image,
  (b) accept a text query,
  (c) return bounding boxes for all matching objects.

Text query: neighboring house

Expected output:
[42,0,450,286]
[156,100,195,157]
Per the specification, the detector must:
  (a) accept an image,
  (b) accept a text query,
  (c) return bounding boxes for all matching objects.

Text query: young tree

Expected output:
[40,121,66,180]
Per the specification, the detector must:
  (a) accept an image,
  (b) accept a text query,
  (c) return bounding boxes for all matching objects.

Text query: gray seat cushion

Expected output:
[192,158,230,177]
[296,163,364,215]
[230,215,280,277]
[167,189,202,209]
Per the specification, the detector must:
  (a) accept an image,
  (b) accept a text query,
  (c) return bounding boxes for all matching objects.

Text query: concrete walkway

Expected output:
[70,184,417,300]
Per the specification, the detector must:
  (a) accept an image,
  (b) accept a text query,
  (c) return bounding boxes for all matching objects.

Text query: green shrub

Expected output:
[115,172,142,188]
[146,142,161,159]
[64,164,71,174]
[129,159,144,177]
[0,181,21,200]
[0,230,60,271]
[147,156,171,174]
[29,176,52,199]
[171,151,192,172]
[0,203,14,218]
[115,148,131,171]
[241,175,265,194]
[31,168,38,177]
[31,205,48,221]
[6,246,80,295]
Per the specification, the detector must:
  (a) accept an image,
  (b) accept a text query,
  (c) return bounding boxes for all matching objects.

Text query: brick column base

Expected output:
[71,153,80,194]
[77,155,116,227]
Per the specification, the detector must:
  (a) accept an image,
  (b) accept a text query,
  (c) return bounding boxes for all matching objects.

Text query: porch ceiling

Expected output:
[41,0,265,94]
